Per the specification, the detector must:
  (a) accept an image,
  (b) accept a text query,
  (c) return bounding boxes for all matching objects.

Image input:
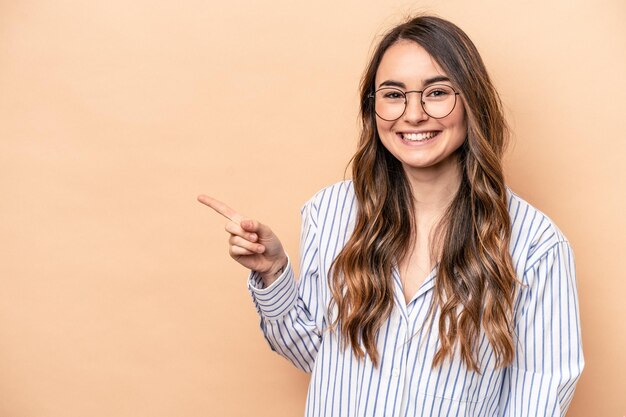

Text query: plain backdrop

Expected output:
[1,0,624,416]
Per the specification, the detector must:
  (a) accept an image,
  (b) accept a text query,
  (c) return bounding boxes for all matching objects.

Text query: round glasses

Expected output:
[369,84,460,121]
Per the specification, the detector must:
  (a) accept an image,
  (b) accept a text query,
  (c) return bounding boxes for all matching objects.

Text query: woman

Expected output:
[199,15,583,417]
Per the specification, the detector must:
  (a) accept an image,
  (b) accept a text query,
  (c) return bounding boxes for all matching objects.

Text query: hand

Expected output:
[197,194,288,287]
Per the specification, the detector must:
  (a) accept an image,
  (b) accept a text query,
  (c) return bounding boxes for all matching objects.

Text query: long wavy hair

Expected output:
[329,15,518,371]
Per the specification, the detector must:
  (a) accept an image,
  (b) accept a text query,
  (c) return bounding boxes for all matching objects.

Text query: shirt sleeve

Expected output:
[247,199,323,373]
[498,240,584,417]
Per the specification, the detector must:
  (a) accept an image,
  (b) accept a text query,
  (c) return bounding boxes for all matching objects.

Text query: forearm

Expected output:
[248,258,322,372]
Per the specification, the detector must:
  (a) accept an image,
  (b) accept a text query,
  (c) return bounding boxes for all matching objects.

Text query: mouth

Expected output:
[397,131,441,143]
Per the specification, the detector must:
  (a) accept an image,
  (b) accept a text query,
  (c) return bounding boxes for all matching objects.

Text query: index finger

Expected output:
[197,194,243,223]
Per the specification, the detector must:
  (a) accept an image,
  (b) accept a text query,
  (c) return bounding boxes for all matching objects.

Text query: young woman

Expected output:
[199,15,583,417]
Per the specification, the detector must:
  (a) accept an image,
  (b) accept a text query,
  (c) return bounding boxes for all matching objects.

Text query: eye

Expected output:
[384,91,403,99]
[426,88,449,97]
[430,89,447,96]
[377,88,405,101]
[423,84,455,101]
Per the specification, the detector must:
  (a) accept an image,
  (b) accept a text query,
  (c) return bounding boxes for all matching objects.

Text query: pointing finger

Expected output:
[197,195,243,223]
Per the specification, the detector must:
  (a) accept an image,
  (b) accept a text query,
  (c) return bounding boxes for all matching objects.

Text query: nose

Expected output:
[402,91,428,123]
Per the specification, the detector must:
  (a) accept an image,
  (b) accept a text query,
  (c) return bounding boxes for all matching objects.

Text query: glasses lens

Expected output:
[422,84,456,118]
[374,88,406,121]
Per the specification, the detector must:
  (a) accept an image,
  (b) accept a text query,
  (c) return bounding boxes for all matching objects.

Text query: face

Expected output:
[374,40,467,177]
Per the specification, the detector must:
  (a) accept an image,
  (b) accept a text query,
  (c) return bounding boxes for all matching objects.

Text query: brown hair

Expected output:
[329,15,517,371]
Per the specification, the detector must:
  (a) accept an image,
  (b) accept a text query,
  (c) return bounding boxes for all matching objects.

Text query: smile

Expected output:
[398,131,440,142]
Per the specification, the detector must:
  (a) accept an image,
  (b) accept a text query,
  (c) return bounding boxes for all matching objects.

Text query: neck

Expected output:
[402,156,462,263]
[404,156,462,216]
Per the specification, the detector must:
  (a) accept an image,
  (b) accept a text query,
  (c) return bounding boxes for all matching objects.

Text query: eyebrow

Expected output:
[378,75,451,89]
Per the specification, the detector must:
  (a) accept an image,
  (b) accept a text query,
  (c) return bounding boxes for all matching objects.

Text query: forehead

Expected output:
[375,40,448,87]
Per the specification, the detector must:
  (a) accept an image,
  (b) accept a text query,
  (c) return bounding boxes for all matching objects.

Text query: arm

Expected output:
[247,200,323,372]
[498,241,584,417]
[197,193,324,373]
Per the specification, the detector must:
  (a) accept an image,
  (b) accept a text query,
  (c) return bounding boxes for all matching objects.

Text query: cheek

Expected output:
[449,106,468,138]
[375,119,396,143]
[458,117,468,137]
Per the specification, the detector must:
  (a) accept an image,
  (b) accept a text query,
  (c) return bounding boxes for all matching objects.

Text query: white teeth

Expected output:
[402,131,438,141]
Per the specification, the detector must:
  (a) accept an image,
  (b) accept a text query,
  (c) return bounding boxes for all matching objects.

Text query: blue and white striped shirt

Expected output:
[248,180,583,417]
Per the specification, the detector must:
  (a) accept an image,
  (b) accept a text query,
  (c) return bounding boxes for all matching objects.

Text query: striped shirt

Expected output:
[248,180,584,417]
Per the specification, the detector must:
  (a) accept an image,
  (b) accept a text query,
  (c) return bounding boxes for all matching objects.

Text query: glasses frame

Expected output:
[368,84,460,121]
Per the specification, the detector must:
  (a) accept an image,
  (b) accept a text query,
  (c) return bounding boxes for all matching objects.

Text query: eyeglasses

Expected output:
[368,84,460,121]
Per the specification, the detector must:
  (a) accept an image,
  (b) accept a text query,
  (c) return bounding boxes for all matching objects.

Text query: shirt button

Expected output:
[391,368,400,377]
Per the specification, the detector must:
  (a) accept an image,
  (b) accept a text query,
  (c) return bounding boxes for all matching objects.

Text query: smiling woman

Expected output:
[200,15,584,417]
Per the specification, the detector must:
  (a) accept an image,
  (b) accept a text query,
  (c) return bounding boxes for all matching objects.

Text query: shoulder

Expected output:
[302,180,356,214]
[506,187,572,272]
[301,180,357,230]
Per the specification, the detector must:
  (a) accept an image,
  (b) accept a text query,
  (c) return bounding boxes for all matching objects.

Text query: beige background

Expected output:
[1,0,624,416]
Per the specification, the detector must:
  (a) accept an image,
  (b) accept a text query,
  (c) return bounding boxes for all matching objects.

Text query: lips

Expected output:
[397,131,440,142]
